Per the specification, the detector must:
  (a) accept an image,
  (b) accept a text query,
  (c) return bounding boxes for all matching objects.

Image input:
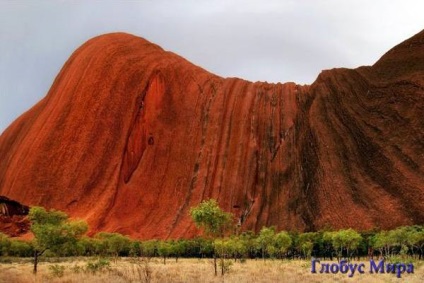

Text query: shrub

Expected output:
[0,232,11,256]
[9,240,33,257]
[48,264,65,278]
[85,258,111,274]
[71,264,83,274]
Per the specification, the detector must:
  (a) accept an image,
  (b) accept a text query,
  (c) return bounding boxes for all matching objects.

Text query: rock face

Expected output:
[0,196,29,237]
[0,31,423,239]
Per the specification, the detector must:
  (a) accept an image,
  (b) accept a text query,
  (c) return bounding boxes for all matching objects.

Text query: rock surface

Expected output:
[0,31,423,239]
[0,196,29,237]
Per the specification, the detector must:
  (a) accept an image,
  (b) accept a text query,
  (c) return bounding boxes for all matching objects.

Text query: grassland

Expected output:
[0,257,423,283]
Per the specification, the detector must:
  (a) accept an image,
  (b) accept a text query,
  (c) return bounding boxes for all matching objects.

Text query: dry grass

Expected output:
[0,257,423,283]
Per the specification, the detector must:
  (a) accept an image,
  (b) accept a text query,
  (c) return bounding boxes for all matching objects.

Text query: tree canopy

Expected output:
[28,206,88,273]
[189,199,233,237]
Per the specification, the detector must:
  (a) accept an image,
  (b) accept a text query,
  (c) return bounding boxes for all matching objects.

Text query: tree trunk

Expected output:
[33,251,38,274]
[213,254,217,276]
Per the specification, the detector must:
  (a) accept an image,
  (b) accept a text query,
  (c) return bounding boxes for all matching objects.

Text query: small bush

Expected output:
[386,255,414,265]
[71,264,83,274]
[49,264,65,278]
[0,257,12,264]
[85,258,110,274]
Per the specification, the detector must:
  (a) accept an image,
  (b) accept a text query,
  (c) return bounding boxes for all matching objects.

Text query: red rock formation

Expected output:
[0,31,423,239]
[0,196,29,237]
[0,196,29,217]
[0,215,30,237]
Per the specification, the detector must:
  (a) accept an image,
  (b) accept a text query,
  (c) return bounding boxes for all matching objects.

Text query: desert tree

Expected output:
[171,240,187,262]
[274,231,292,259]
[94,232,131,260]
[297,232,318,259]
[239,231,259,258]
[372,231,391,258]
[28,206,88,273]
[190,199,233,275]
[157,241,173,264]
[322,231,336,260]
[130,240,143,257]
[256,226,276,260]
[190,199,233,237]
[227,237,248,261]
[407,228,424,259]
[331,229,362,260]
[142,239,157,258]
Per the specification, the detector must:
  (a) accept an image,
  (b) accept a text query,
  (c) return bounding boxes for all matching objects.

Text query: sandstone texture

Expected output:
[0,196,29,237]
[0,31,423,239]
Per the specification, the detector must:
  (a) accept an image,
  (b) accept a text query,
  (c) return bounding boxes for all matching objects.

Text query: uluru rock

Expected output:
[0,31,423,239]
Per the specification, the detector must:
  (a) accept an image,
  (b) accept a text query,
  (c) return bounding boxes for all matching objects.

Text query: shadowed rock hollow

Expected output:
[0,196,29,237]
[0,31,423,239]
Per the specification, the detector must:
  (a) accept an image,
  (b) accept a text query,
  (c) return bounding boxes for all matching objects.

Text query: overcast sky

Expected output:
[1,1,423,133]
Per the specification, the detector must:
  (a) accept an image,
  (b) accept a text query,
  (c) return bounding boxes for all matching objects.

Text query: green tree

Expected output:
[214,238,229,258]
[388,227,409,257]
[142,240,157,258]
[274,231,292,259]
[28,206,88,273]
[213,238,235,275]
[194,237,214,258]
[359,230,378,260]
[227,237,247,261]
[297,232,317,259]
[130,240,143,257]
[94,232,131,259]
[408,228,424,259]
[300,241,313,258]
[77,236,99,256]
[171,240,187,262]
[190,199,233,237]
[373,231,391,257]
[239,231,259,258]
[157,241,173,264]
[332,229,362,259]
[322,231,336,260]
[190,199,233,275]
[256,226,276,260]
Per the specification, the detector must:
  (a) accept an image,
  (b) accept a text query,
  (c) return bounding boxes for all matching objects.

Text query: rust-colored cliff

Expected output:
[0,31,423,239]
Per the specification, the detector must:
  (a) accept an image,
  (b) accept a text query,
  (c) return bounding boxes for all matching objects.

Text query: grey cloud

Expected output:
[1,0,423,133]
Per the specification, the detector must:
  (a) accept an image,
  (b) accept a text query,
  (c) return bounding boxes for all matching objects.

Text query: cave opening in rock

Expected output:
[0,196,29,217]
